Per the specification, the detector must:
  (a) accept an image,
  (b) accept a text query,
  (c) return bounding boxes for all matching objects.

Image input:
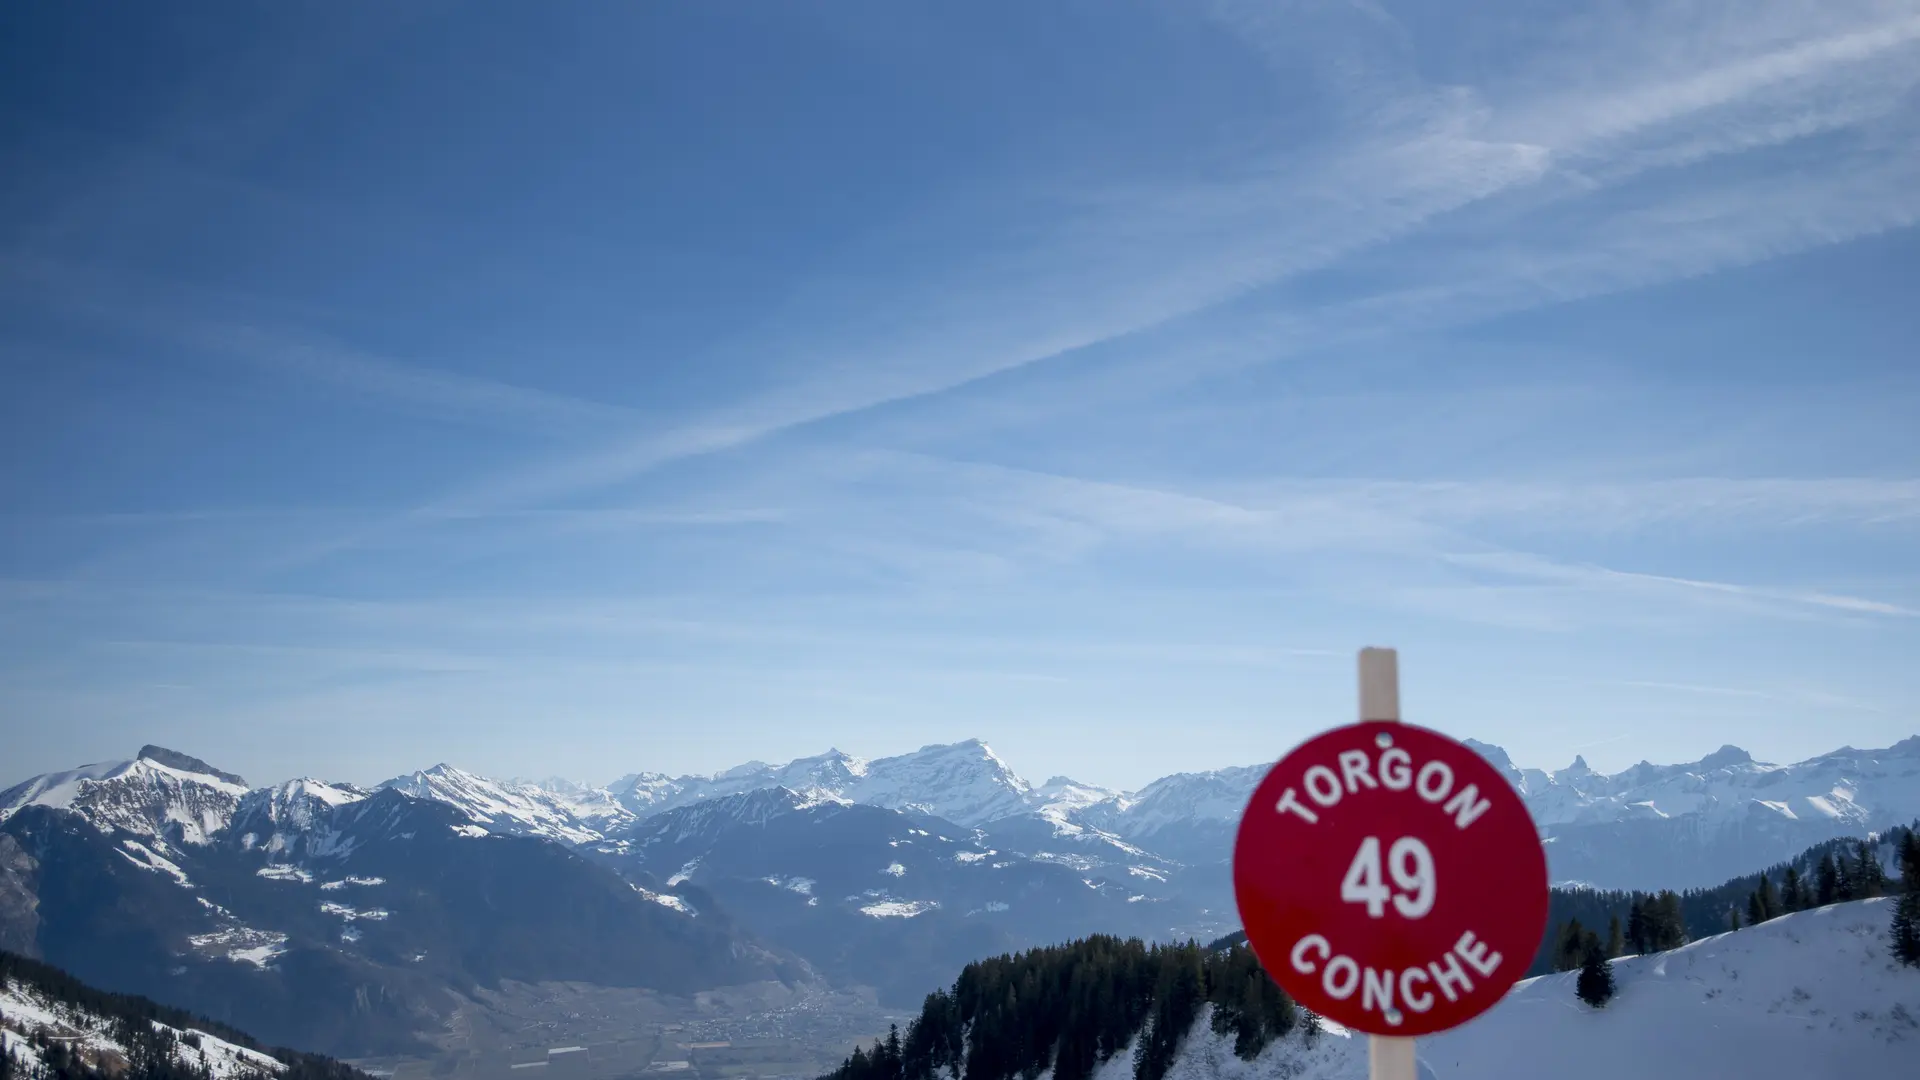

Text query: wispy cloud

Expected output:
[2,256,641,441]
[1233,478,1920,532]
[1619,680,1775,700]
[1445,550,1919,619]
[312,2,1916,534]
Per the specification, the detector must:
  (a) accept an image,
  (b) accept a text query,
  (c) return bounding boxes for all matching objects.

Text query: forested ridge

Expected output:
[1540,824,1918,971]
[0,950,371,1080]
[821,936,1307,1080]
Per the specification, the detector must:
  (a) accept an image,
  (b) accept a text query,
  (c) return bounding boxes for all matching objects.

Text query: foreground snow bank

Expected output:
[1160,898,1915,1080]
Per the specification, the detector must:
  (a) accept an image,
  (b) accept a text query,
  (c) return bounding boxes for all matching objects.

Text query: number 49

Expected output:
[1341,836,1436,919]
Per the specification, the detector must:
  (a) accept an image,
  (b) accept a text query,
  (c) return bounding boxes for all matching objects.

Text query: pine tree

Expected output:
[1553,919,1591,972]
[1892,830,1920,968]
[1836,851,1857,901]
[1855,839,1887,898]
[1575,942,1615,1008]
[883,1025,903,1080]
[1606,915,1624,959]
[1651,891,1687,950]
[1728,905,1743,932]
[1757,873,1779,921]
[1816,852,1840,906]
[1781,865,1804,913]
[1626,899,1647,954]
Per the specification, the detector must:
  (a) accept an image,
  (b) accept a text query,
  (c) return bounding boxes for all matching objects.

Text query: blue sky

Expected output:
[2,1,1917,792]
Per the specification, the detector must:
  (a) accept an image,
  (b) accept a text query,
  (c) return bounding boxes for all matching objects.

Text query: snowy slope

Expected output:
[1138,898,1917,1080]
[1417,898,1916,1078]
[1,974,286,1080]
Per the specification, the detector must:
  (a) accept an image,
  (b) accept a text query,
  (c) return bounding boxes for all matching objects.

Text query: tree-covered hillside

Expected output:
[1538,824,1918,972]
[821,936,1305,1080]
[0,949,370,1080]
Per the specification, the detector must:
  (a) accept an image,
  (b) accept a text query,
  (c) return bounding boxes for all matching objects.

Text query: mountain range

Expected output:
[2,733,1917,1059]
[345,733,1920,891]
[0,749,803,1058]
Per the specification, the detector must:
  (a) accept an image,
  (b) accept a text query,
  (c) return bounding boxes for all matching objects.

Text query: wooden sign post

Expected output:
[1232,646,1550,1080]
[1359,648,1415,1080]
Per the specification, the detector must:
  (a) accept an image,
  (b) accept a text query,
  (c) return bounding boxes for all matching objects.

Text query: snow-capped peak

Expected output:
[1075,763,1267,838]
[596,739,1034,828]
[136,745,248,788]
[1459,736,1914,834]
[848,740,1032,825]
[1698,743,1754,769]
[230,778,368,855]
[0,748,250,846]
[625,786,847,850]
[375,763,617,844]
[1027,776,1120,822]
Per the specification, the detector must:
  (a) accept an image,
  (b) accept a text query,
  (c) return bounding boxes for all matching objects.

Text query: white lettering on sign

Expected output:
[1274,787,1319,825]
[1378,747,1412,790]
[1443,784,1492,830]
[1361,966,1395,1015]
[1304,765,1343,807]
[1427,951,1473,1002]
[1414,760,1453,803]
[1399,966,1433,1013]
[1337,750,1378,793]
[1291,934,1330,975]
[1454,929,1502,977]
[1287,928,1502,1027]
[1324,955,1361,1000]
[1340,836,1435,919]
[1268,741,1491,832]
[1389,837,1436,917]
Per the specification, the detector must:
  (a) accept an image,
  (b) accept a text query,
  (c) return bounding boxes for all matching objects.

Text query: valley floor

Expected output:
[346,982,910,1080]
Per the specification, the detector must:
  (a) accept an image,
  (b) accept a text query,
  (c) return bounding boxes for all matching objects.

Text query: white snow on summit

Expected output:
[378,764,610,844]
[0,751,249,846]
[1030,776,1120,820]
[231,779,367,855]
[515,775,639,834]
[1076,764,1268,837]
[852,740,1033,825]
[601,741,1033,827]
[1466,737,1920,833]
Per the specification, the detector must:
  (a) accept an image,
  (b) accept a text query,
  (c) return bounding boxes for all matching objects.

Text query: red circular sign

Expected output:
[1233,721,1547,1037]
